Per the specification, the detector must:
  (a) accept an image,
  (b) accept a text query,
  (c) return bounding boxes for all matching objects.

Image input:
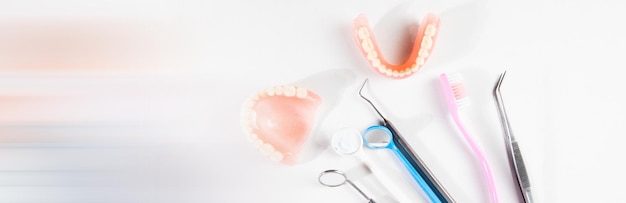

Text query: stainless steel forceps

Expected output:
[493,72,534,203]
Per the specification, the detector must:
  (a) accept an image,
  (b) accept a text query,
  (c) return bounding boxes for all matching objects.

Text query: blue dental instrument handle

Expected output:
[363,126,442,203]
[381,121,455,203]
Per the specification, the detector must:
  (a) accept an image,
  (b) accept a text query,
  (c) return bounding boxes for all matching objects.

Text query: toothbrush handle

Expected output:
[389,144,441,203]
[452,116,499,203]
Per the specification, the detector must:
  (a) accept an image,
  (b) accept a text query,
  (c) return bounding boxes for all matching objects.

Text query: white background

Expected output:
[0,0,625,202]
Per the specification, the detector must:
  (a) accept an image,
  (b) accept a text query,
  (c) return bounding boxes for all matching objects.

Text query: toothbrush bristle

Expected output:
[446,73,470,107]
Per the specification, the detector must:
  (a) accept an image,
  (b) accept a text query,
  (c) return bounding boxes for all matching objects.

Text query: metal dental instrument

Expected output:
[493,72,534,203]
[318,169,376,203]
[358,79,455,203]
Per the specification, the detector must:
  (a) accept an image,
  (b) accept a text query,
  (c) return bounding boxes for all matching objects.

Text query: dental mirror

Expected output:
[319,170,348,187]
[363,127,393,149]
[318,170,376,203]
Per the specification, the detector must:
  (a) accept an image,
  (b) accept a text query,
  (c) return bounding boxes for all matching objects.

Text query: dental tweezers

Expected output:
[359,79,455,203]
[493,72,534,203]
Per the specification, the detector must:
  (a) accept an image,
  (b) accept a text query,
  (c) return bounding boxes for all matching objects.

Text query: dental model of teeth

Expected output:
[353,13,440,79]
[240,85,322,165]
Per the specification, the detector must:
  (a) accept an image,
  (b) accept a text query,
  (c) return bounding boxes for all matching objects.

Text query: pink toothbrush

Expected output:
[440,73,499,203]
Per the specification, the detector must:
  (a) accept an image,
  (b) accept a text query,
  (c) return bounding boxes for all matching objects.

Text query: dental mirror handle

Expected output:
[388,144,440,203]
[387,123,455,203]
[346,180,376,203]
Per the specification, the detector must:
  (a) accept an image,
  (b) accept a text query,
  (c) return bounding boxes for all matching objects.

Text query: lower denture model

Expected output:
[353,13,440,79]
[240,85,322,165]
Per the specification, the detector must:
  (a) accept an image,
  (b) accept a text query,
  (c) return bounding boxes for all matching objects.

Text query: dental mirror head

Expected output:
[318,170,348,187]
[363,126,393,149]
[318,169,376,202]
[331,128,363,155]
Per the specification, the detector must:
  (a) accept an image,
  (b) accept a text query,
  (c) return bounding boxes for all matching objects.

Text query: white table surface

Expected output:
[0,0,624,202]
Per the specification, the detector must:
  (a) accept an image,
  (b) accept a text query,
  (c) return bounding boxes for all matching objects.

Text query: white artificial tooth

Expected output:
[270,151,284,161]
[248,101,256,108]
[360,40,369,51]
[262,143,275,155]
[392,70,399,77]
[416,57,425,66]
[240,109,251,122]
[249,110,257,126]
[399,71,406,77]
[378,65,386,73]
[259,147,271,156]
[284,86,296,97]
[366,51,377,61]
[240,117,251,131]
[385,69,393,76]
[372,58,381,67]
[274,86,284,95]
[254,138,263,148]
[366,39,374,48]
[249,133,258,139]
[411,64,419,73]
[425,24,437,37]
[266,87,275,96]
[361,39,373,52]
[296,87,308,98]
[248,109,256,119]
[421,37,433,49]
[247,133,258,141]
[418,49,429,58]
[358,27,369,40]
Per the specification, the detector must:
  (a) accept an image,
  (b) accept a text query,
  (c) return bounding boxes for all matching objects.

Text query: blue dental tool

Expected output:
[359,79,455,203]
